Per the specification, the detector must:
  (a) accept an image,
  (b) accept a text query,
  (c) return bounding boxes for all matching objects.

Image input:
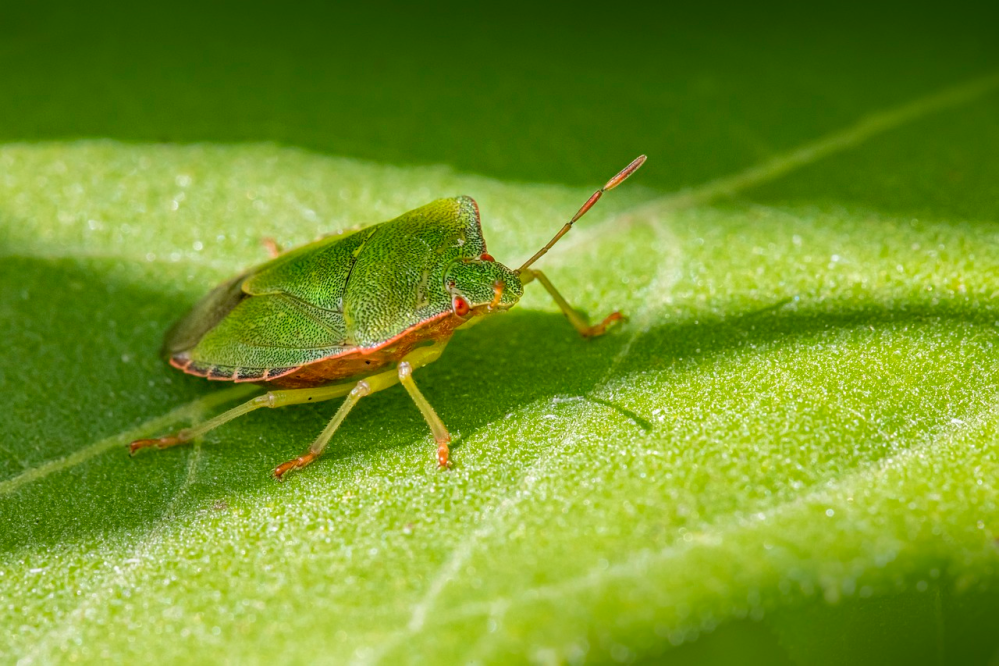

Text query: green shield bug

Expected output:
[130,155,646,478]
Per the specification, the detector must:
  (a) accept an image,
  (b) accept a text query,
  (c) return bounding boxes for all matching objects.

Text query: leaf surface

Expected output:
[3,76,999,664]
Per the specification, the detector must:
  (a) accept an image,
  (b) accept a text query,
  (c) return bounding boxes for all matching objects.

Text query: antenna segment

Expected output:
[518,154,647,273]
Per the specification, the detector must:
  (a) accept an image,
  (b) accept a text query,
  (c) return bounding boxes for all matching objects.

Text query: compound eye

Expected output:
[480,252,495,262]
[452,295,470,317]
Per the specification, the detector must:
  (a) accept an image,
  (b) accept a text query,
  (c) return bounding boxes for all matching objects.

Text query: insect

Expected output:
[129,155,646,478]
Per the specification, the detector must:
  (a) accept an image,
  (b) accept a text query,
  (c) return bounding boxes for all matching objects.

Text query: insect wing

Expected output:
[165,231,364,378]
[242,228,372,312]
[178,291,352,378]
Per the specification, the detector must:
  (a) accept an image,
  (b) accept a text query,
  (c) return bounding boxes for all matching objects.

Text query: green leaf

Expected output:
[4,74,999,665]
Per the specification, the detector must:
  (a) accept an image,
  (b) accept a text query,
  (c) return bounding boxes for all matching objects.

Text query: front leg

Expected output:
[520,268,623,337]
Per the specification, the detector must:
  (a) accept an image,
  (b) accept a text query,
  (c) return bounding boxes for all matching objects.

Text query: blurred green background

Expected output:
[4,1,999,664]
[3,0,996,205]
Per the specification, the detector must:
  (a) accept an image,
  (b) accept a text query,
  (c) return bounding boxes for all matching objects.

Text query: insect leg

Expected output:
[128,382,357,456]
[273,381,372,479]
[397,361,452,468]
[274,340,450,480]
[520,268,623,337]
[261,238,283,258]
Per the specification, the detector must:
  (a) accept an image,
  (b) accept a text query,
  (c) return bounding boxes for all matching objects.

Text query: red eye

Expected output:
[480,253,495,262]
[453,296,470,316]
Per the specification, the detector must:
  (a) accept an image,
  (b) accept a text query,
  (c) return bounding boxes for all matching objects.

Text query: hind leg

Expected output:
[128,381,357,455]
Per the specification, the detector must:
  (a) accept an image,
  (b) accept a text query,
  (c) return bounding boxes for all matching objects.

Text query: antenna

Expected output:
[517,154,646,273]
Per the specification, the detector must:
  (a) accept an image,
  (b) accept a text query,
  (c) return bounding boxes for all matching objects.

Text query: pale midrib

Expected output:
[360,70,999,664]
[551,70,999,258]
[0,384,255,496]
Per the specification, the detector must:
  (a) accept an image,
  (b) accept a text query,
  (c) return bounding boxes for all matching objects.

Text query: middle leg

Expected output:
[398,361,452,468]
[272,379,372,479]
[274,339,452,478]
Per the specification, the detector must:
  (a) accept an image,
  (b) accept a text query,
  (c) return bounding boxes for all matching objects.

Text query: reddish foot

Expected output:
[437,441,451,469]
[262,238,282,258]
[128,435,186,456]
[582,311,624,338]
[273,452,319,481]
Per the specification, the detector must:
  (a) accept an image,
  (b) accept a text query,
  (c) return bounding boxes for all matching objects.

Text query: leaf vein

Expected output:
[0,385,256,496]
[550,70,999,261]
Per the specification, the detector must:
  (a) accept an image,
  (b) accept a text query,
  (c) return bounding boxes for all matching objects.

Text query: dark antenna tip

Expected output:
[518,155,647,272]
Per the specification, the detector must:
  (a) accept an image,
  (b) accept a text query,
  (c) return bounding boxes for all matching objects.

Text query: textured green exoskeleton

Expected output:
[164,197,522,380]
[130,156,646,478]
